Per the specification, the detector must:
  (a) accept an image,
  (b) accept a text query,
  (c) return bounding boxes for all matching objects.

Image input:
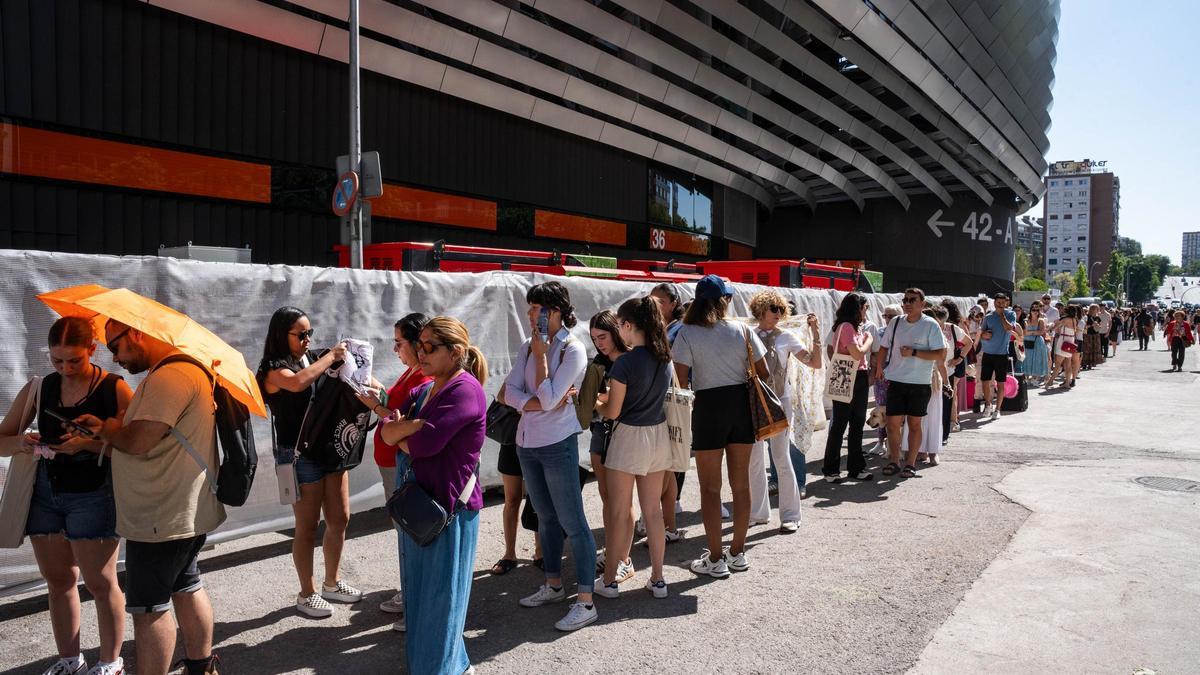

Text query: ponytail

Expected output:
[618,297,671,363]
[464,345,488,386]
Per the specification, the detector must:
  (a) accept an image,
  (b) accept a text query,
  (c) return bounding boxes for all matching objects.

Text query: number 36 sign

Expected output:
[926,209,1013,245]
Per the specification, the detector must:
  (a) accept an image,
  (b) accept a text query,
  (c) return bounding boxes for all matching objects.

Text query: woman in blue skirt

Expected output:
[1021,301,1051,385]
[382,316,488,675]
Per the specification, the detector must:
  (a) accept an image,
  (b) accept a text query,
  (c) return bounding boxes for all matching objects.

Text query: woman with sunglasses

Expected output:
[366,313,431,628]
[380,317,488,675]
[1021,303,1051,386]
[256,307,362,618]
[1,317,133,675]
[748,290,821,533]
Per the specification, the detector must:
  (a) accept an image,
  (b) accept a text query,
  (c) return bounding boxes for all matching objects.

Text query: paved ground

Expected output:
[2,342,1197,674]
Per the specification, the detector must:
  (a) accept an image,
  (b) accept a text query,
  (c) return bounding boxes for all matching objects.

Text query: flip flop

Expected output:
[490,558,517,576]
[882,462,901,476]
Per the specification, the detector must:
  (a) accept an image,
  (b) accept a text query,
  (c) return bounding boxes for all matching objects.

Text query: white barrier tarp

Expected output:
[0,249,973,594]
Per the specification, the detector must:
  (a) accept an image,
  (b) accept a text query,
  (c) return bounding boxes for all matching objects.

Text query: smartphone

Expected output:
[537,307,550,340]
[44,409,99,439]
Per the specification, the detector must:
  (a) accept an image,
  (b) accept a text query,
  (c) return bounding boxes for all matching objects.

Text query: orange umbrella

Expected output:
[37,284,267,417]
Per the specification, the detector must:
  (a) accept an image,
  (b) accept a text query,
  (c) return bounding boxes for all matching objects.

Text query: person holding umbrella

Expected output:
[40,283,268,675]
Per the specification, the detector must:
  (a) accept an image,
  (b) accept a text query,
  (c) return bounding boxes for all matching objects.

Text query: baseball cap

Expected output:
[695,274,732,301]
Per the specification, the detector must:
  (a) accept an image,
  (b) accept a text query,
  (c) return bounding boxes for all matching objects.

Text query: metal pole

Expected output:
[348,0,363,269]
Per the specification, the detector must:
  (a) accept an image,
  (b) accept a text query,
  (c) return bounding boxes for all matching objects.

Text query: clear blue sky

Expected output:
[1039,0,1200,264]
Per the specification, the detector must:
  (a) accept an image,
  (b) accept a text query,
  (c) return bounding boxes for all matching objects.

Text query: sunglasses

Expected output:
[416,340,448,355]
[768,305,785,314]
[289,329,315,340]
[106,329,130,354]
[901,297,920,304]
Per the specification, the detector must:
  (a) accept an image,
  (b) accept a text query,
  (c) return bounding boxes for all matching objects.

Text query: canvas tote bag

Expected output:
[825,323,859,404]
[0,376,42,548]
[663,364,694,467]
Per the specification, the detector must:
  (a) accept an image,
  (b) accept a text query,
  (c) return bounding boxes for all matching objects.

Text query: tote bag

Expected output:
[742,326,789,441]
[825,324,859,404]
[663,365,694,464]
[0,376,41,548]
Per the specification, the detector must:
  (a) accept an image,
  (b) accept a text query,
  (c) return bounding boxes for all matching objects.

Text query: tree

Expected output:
[1074,261,1091,297]
[1127,261,1158,304]
[1185,259,1200,276]
[1143,254,1172,282]
[1014,249,1032,282]
[1053,271,1076,300]
[1018,277,1049,291]
[1099,251,1126,299]
[1116,236,1142,258]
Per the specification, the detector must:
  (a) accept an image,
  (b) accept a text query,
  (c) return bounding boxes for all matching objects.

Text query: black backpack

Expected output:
[294,373,370,471]
[154,354,258,507]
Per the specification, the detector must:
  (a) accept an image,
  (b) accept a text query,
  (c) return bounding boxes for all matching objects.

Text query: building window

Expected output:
[1064,214,1073,220]
[1049,236,1058,241]
[1065,180,1073,186]
[1078,235,1087,241]
[1078,213,1088,220]
[1049,258,1058,265]
[1049,180,1059,187]
[1050,247,1058,253]
[1079,190,1088,196]
[1049,215,1058,220]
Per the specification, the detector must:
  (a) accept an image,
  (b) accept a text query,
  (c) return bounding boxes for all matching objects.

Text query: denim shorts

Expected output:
[274,447,340,485]
[26,460,118,541]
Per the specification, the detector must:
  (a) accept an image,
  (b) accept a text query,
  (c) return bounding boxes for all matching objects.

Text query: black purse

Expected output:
[387,466,478,547]
[485,398,521,444]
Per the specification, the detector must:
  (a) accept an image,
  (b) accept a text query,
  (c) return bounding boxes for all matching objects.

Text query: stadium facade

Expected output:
[0,0,1058,293]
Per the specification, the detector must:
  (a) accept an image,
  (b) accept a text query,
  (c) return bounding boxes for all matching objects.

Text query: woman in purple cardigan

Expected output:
[381,316,487,675]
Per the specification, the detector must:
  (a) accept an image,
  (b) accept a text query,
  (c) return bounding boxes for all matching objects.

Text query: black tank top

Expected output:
[38,370,123,493]
[262,351,318,449]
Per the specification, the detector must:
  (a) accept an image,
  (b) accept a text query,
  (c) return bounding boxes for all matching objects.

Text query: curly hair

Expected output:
[749,290,791,321]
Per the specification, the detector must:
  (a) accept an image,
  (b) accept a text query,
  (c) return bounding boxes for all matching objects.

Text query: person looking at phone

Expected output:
[69,320,225,675]
[0,317,132,675]
[501,281,597,632]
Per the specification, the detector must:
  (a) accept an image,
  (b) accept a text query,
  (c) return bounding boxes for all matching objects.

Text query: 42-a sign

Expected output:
[926,209,1013,244]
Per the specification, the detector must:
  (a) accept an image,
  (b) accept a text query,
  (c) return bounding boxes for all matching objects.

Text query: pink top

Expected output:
[834,322,870,370]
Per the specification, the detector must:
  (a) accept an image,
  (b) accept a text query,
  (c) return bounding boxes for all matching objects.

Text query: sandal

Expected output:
[490,558,518,576]
[900,465,918,478]
[882,462,901,476]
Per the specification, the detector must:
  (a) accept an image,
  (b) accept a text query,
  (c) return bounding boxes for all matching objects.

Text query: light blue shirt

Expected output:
[880,315,947,385]
[981,310,1017,355]
[502,327,588,448]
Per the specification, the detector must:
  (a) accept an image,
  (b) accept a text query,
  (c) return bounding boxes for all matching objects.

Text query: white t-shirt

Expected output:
[880,315,947,385]
[756,327,808,401]
[1044,305,1061,324]
[943,324,966,366]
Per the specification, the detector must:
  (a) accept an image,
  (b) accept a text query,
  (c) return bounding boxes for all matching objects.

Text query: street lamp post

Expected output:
[1090,261,1103,295]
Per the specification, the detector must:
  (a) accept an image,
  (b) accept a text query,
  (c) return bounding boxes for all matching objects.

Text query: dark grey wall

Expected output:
[758,189,1018,294]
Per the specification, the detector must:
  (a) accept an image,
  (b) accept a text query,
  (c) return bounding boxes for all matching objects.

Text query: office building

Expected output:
[1043,160,1120,289]
[1183,232,1200,270]
[1016,216,1045,274]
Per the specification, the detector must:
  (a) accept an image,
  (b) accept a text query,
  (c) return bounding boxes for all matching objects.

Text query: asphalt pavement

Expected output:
[2,341,1197,674]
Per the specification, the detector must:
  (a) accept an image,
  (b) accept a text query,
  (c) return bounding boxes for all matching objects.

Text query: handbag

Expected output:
[485,384,521,444]
[663,365,694,464]
[0,376,42,548]
[387,465,478,547]
[825,323,860,404]
[742,326,789,441]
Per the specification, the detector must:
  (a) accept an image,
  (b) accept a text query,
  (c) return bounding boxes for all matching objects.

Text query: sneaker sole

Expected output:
[297,605,333,618]
[519,595,566,608]
[379,603,404,614]
[320,593,363,604]
[691,565,730,579]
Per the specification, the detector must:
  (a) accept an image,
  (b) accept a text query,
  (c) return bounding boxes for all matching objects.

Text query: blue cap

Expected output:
[696,274,732,301]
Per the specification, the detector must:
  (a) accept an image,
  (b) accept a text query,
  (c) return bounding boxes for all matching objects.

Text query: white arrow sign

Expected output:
[927,209,954,238]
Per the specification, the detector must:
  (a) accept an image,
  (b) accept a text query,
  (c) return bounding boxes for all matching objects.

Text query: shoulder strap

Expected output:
[883,316,900,368]
[155,355,220,494]
[742,323,755,378]
[21,376,42,433]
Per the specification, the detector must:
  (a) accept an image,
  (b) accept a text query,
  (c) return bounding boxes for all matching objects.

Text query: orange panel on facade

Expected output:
[370,185,497,231]
[0,123,270,203]
[660,228,709,256]
[534,210,626,246]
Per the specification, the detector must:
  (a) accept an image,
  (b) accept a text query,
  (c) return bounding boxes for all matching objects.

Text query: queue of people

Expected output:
[5,278,1181,675]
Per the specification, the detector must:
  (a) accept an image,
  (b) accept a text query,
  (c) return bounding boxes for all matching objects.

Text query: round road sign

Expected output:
[332,171,360,217]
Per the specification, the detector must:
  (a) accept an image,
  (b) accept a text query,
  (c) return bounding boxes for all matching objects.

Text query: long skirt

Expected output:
[902,384,943,457]
[402,509,480,675]
[1024,336,1050,378]
[1082,333,1103,367]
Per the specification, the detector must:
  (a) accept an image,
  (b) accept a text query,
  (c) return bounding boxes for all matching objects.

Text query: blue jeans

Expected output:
[402,509,478,674]
[517,435,595,593]
[768,443,807,490]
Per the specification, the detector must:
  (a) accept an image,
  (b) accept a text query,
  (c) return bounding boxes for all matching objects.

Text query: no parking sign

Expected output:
[332,172,359,216]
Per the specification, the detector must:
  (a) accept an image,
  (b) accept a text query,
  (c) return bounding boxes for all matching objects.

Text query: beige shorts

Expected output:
[604,420,690,476]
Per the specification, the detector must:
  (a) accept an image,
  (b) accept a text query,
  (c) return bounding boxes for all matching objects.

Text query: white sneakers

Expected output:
[320,580,363,603]
[779,520,799,534]
[644,578,668,599]
[86,660,125,675]
[982,405,1000,420]
[689,549,730,578]
[554,602,598,632]
[724,549,749,572]
[296,593,334,618]
[613,558,635,584]
[519,584,566,607]
[379,591,404,614]
[594,577,620,598]
[990,407,1001,420]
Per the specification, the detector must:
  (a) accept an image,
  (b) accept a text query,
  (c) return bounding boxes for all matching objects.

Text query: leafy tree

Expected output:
[1014,249,1032,282]
[1116,236,1142,258]
[1185,259,1200,276]
[1099,251,1126,299]
[1018,277,1049,291]
[1074,261,1091,297]
[1126,261,1158,304]
[1143,254,1172,282]
[1053,271,1076,300]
